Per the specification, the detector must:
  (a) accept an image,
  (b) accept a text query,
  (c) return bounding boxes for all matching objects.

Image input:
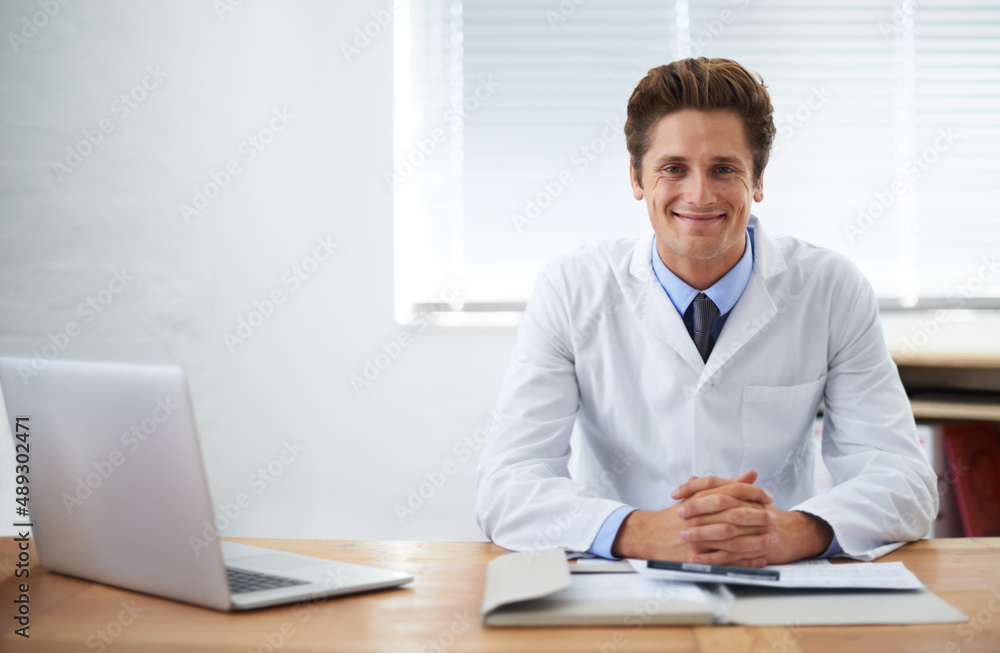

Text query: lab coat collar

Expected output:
[621,215,789,380]
[747,215,788,280]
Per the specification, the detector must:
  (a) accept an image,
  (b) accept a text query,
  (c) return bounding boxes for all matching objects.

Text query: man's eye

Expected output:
[716,166,734,173]
[664,165,683,174]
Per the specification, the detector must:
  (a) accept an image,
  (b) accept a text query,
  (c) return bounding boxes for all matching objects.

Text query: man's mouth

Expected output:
[673,211,724,224]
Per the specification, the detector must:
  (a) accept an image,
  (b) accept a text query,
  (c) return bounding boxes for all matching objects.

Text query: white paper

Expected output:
[547,573,712,603]
[629,558,925,590]
[572,559,636,573]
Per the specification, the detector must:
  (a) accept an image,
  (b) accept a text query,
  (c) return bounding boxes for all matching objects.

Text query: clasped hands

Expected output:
[610,469,833,567]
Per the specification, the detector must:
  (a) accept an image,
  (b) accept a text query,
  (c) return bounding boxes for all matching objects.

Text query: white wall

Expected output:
[0,0,517,541]
[5,1,999,546]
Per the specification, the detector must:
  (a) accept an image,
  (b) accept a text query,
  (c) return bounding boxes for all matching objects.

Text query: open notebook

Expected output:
[481,550,968,627]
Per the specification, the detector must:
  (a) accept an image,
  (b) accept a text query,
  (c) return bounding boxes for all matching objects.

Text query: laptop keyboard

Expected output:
[226,567,309,594]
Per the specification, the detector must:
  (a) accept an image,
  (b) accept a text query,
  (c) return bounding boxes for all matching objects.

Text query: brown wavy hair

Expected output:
[625,58,776,187]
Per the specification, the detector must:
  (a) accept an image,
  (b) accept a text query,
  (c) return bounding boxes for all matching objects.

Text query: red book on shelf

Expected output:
[942,422,1000,537]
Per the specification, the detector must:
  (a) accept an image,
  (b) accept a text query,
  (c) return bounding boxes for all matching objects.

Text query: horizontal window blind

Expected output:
[395,0,1000,319]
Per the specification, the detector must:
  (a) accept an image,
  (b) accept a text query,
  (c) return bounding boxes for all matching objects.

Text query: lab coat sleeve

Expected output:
[791,276,938,561]
[475,266,627,552]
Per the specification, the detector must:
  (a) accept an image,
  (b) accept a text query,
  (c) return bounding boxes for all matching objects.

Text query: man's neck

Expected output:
[655,237,746,291]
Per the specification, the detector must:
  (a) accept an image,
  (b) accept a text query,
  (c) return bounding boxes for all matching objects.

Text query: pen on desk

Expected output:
[647,560,780,581]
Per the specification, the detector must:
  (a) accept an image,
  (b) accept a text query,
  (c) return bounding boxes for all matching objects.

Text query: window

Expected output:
[394,0,1000,323]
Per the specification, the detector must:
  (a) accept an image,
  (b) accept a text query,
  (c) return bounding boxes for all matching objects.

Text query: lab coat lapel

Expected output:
[701,218,789,387]
[623,236,705,372]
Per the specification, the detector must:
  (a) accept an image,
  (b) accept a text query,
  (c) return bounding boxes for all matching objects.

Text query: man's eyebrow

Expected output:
[649,155,688,167]
[650,155,746,165]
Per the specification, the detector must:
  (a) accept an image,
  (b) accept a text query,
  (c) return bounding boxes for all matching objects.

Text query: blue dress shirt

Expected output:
[651,229,754,339]
[587,224,841,559]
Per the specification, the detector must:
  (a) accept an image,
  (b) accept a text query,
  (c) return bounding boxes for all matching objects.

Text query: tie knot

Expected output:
[693,293,719,324]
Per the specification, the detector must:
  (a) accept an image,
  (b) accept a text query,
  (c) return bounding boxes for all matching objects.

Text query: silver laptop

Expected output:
[0,358,413,611]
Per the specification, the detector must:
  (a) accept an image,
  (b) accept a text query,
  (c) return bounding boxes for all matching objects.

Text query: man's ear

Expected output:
[630,159,644,200]
[753,173,764,203]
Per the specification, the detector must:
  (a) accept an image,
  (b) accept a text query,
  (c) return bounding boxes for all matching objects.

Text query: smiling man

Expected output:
[475,58,938,565]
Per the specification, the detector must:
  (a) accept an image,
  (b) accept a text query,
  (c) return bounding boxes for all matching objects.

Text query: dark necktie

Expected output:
[692,292,719,362]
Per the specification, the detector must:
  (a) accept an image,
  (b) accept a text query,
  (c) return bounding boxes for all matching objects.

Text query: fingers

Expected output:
[671,476,716,500]
[681,521,773,543]
[682,505,777,531]
[671,468,763,501]
[687,531,778,560]
[676,486,774,519]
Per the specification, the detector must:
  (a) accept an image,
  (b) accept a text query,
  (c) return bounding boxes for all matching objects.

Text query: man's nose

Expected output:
[682,171,715,205]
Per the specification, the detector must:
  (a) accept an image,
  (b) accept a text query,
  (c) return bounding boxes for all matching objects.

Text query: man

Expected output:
[475,58,937,565]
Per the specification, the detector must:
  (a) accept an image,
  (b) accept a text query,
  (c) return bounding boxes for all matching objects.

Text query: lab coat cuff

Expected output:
[791,507,843,558]
[820,534,844,558]
[586,505,637,560]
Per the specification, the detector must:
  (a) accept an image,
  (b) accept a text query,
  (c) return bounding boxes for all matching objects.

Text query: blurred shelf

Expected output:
[893,351,1000,369]
[910,397,1000,422]
[890,352,1000,423]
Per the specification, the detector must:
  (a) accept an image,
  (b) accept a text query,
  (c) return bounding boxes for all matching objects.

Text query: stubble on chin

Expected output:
[660,231,737,263]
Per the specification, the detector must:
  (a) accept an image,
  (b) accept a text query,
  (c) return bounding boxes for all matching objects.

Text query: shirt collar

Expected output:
[651,227,755,317]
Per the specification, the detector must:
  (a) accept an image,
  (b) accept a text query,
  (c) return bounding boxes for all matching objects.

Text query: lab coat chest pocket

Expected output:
[740,377,826,482]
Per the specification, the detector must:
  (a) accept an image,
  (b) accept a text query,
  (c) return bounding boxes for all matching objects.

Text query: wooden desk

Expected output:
[1,537,998,652]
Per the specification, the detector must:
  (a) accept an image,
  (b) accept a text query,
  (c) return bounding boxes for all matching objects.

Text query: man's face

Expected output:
[630,109,763,269]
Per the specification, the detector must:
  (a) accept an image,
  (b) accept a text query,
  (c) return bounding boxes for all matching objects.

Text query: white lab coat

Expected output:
[476,217,938,561]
